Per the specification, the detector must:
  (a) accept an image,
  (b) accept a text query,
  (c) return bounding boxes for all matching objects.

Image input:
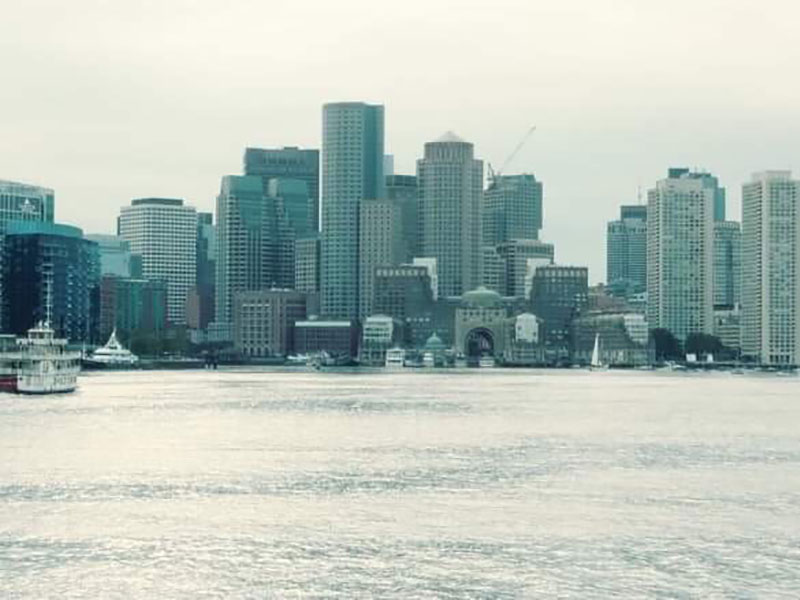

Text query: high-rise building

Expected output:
[606,205,647,298]
[214,176,274,326]
[2,221,99,342]
[386,175,419,262]
[243,147,320,232]
[483,174,543,245]
[85,234,133,278]
[118,198,197,325]
[667,168,727,222]
[646,169,715,341]
[713,220,741,308]
[321,102,385,319]
[358,198,403,317]
[741,171,800,365]
[295,236,320,293]
[418,132,483,298]
[189,212,216,330]
[496,239,555,298]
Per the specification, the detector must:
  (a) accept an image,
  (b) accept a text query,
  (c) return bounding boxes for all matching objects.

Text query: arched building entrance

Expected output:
[465,327,495,357]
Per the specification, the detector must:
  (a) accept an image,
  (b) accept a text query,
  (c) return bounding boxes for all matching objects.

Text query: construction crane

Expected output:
[487,125,537,188]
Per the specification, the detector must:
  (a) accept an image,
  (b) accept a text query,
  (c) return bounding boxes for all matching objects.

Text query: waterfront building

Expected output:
[118,198,197,325]
[99,276,168,341]
[506,313,545,365]
[232,289,307,358]
[373,264,435,348]
[570,312,650,366]
[483,174,543,245]
[243,146,320,231]
[530,265,589,353]
[85,234,133,278]
[713,220,741,308]
[321,102,385,319]
[606,205,647,298]
[418,132,483,298]
[358,198,403,318]
[454,287,511,360]
[360,315,398,365]
[294,319,359,358]
[386,175,419,262]
[741,171,800,365]
[646,169,715,341]
[2,221,99,342]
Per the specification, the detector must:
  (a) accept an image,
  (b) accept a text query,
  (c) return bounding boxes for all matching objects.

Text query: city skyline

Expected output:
[4,1,800,283]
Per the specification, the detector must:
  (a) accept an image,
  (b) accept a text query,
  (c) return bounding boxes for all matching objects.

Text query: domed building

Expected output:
[454,287,511,361]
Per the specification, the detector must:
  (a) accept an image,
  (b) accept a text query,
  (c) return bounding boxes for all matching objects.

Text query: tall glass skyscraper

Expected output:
[418,132,483,298]
[606,205,647,298]
[483,173,543,245]
[321,102,385,319]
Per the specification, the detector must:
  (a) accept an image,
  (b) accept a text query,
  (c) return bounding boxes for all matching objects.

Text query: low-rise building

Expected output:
[570,311,650,366]
[360,315,399,365]
[233,289,306,357]
[294,319,358,359]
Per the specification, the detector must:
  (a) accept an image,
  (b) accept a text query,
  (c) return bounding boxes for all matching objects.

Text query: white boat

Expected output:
[385,347,406,369]
[422,351,436,368]
[84,330,138,368]
[478,355,496,368]
[14,322,81,394]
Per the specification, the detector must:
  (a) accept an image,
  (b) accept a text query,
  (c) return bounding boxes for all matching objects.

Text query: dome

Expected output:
[462,286,503,309]
[435,130,467,143]
[424,332,447,351]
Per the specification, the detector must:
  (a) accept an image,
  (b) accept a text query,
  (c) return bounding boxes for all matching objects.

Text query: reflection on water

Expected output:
[1,369,799,597]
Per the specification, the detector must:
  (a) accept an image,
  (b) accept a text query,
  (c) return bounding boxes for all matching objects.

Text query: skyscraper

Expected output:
[646,169,715,341]
[483,174,543,245]
[713,220,741,307]
[358,198,402,318]
[741,171,800,365]
[321,102,385,319]
[386,174,419,262]
[418,132,483,298]
[118,198,197,325]
[606,205,647,297]
[243,147,320,232]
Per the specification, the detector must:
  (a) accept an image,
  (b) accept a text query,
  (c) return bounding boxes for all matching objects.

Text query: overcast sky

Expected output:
[3,0,799,282]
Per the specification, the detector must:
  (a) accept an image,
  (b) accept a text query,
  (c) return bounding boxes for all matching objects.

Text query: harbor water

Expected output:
[1,369,799,597]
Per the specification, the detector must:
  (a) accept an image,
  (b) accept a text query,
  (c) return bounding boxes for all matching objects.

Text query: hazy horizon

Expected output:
[3,0,799,283]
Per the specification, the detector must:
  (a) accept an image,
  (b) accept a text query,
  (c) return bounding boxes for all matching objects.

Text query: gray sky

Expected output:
[3,0,799,283]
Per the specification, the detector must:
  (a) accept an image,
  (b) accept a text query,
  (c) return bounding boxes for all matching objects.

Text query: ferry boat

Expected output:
[385,347,406,369]
[83,330,138,369]
[14,322,81,394]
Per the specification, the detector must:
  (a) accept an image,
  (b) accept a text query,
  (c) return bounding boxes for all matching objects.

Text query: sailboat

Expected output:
[590,333,608,370]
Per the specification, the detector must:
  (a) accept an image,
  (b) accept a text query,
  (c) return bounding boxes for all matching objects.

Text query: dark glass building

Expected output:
[2,221,100,342]
[530,265,589,352]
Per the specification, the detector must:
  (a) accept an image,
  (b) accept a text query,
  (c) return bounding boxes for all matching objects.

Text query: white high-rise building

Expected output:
[741,171,800,365]
[646,169,715,341]
[118,198,197,325]
[418,132,483,298]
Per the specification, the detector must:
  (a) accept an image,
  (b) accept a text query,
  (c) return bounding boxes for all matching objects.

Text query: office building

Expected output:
[360,314,398,365]
[2,221,99,342]
[321,102,385,319]
[647,169,715,341]
[244,147,320,232]
[85,234,133,278]
[358,198,403,318]
[295,235,320,293]
[713,220,741,308]
[484,174,543,245]
[496,239,555,298]
[606,205,647,298]
[741,171,800,365]
[373,264,435,348]
[294,319,359,358]
[0,180,54,231]
[99,276,168,341]
[418,132,483,297]
[530,265,589,351]
[232,289,307,357]
[386,174,419,262]
[118,198,197,325]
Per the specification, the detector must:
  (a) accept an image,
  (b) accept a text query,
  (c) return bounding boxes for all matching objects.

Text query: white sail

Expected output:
[591,334,601,368]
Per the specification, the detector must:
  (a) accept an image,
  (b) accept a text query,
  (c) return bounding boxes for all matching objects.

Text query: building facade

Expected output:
[2,221,99,342]
[606,205,647,298]
[386,174,419,262]
[99,276,168,341]
[358,198,403,318]
[118,198,197,325]
[418,132,483,298]
[244,146,320,232]
[373,264,435,348]
[232,289,307,357]
[321,102,385,319]
[713,220,741,308]
[496,239,555,298]
[483,173,543,245]
[85,234,133,278]
[294,320,359,358]
[530,265,589,352]
[741,171,800,365]
[646,169,715,341]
